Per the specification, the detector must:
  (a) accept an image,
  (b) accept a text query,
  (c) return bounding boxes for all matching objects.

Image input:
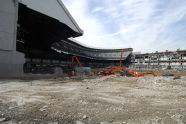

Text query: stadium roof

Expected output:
[19,0,83,36]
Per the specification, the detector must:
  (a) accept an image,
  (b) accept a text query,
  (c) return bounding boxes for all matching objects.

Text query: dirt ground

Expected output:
[0,75,186,124]
[139,70,186,76]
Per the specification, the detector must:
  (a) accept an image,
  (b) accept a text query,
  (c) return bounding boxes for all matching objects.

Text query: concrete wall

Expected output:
[0,51,25,77]
[0,0,17,50]
[0,0,25,78]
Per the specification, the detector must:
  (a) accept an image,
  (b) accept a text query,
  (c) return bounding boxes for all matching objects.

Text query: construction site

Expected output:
[0,0,186,124]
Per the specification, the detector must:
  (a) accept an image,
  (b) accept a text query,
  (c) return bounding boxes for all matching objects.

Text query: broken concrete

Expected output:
[0,76,185,123]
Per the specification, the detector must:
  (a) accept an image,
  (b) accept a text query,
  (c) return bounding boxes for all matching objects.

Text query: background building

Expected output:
[130,50,186,70]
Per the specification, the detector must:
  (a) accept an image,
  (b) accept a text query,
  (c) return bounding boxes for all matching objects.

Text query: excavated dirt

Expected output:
[0,76,186,124]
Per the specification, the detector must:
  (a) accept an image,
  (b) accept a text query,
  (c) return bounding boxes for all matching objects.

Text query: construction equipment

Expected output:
[71,56,91,74]
[97,70,114,76]
[98,49,145,77]
[103,66,144,77]
[71,56,83,67]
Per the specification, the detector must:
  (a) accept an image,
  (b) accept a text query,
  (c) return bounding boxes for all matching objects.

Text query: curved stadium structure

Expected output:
[0,0,132,77]
[21,37,133,74]
[52,39,132,60]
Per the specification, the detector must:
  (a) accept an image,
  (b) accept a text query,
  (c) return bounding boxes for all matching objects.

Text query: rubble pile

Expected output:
[0,76,185,123]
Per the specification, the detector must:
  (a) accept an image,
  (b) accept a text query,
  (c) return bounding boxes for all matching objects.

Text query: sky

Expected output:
[63,0,186,53]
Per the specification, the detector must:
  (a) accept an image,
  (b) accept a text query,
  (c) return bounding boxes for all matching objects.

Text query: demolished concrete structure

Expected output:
[131,49,186,71]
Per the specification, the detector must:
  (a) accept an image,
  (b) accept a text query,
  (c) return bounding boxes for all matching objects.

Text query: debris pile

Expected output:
[0,75,185,123]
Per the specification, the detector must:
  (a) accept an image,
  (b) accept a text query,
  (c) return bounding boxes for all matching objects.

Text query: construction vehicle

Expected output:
[71,56,91,74]
[97,49,145,77]
[71,56,83,67]
[97,70,114,76]
[100,66,144,77]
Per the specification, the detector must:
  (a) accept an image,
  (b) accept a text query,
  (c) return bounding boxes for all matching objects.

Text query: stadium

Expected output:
[0,0,132,77]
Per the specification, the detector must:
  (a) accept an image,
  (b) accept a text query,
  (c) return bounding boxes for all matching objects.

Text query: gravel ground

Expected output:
[0,75,186,124]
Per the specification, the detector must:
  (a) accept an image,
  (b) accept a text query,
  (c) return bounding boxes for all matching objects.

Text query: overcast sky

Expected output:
[63,0,186,53]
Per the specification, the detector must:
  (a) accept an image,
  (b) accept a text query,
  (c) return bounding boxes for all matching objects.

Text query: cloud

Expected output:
[63,0,186,53]
[91,7,105,13]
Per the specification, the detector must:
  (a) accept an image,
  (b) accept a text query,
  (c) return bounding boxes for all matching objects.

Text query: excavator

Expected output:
[71,56,91,74]
[71,55,154,77]
[97,49,145,77]
[71,56,83,67]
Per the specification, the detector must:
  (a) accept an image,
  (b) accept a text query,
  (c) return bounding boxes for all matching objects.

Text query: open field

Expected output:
[0,75,186,124]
